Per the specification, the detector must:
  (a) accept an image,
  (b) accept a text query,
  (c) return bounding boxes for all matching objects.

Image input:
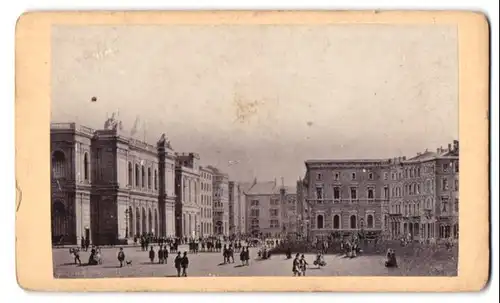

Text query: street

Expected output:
[53,244,458,278]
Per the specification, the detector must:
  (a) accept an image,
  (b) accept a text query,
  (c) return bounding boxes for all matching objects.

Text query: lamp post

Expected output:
[125,209,130,239]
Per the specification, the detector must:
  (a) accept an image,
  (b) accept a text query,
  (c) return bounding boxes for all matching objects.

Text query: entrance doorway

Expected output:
[85,227,90,244]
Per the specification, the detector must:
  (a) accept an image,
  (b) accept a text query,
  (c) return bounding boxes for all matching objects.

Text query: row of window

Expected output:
[390,197,459,215]
[249,209,280,217]
[317,171,379,181]
[314,161,458,184]
[127,162,158,190]
[315,214,375,230]
[249,219,280,228]
[315,186,380,200]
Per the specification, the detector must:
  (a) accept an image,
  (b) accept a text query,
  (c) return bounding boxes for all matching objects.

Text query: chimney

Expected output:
[448,143,452,151]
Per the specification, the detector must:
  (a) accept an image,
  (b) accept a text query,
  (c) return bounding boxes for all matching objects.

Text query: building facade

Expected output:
[175,153,202,238]
[280,186,298,236]
[387,141,459,242]
[303,140,459,242]
[210,166,229,236]
[51,121,176,245]
[199,166,214,237]
[304,160,388,240]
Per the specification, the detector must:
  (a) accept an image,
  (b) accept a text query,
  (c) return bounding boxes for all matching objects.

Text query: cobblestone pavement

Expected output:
[53,245,457,278]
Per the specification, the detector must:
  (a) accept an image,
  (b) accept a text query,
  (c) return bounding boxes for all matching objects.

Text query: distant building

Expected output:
[175,153,201,238]
[209,166,230,236]
[241,178,295,238]
[51,120,176,245]
[200,166,215,237]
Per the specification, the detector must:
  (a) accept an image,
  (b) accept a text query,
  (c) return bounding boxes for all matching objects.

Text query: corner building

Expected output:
[175,153,202,238]
[51,122,176,245]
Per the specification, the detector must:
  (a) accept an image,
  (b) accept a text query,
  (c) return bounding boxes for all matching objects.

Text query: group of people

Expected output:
[148,245,170,264]
[292,253,309,276]
[341,239,361,258]
[70,245,102,266]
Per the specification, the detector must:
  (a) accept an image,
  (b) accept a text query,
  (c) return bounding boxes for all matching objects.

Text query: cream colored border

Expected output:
[15,11,489,292]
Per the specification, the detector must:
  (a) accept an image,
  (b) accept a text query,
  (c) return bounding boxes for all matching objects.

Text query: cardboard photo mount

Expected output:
[15,11,490,292]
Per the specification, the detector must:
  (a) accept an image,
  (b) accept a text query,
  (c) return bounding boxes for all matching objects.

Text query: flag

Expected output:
[130,116,140,137]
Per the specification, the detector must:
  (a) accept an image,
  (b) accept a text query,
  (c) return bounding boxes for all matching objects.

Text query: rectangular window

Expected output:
[391,173,395,180]
[441,197,449,212]
[455,179,459,191]
[367,188,374,199]
[316,173,322,180]
[442,179,449,191]
[350,187,357,200]
[454,198,459,212]
[333,187,341,200]
[455,161,459,173]
[351,173,356,180]
[443,163,449,172]
[250,209,260,217]
[368,172,373,180]
[270,209,279,217]
[251,200,259,206]
[384,186,389,199]
[316,187,323,200]
[334,172,340,181]
[384,172,388,180]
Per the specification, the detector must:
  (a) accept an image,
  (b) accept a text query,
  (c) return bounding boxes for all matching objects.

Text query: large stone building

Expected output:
[301,140,459,242]
[280,185,298,235]
[209,166,230,236]
[199,166,214,237]
[51,120,176,245]
[174,153,202,238]
[303,159,389,240]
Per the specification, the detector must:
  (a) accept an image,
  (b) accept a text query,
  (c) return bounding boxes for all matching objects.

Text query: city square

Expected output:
[53,243,458,278]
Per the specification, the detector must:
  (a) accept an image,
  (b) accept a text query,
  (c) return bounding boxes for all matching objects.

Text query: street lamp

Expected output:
[125,209,130,238]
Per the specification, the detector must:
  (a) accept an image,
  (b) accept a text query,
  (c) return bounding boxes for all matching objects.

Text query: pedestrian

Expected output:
[174,252,182,277]
[239,247,246,266]
[292,253,300,276]
[163,246,169,264]
[181,251,189,277]
[73,248,82,266]
[158,245,164,264]
[149,246,155,263]
[244,246,250,266]
[223,244,228,264]
[117,247,125,268]
[299,254,308,276]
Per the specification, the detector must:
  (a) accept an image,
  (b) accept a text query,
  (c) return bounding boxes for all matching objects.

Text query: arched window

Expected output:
[350,215,357,229]
[141,165,146,188]
[128,162,133,186]
[83,153,89,180]
[154,169,158,190]
[317,214,324,229]
[135,164,140,187]
[333,215,340,229]
[147,167,152,189]
[51,151,66,178]
[367,214,374,228]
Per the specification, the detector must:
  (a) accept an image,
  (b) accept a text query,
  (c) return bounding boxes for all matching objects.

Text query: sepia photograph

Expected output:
[48,23,461,279]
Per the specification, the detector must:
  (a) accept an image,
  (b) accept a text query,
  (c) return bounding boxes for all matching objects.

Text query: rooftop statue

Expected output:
[104,112,123,131]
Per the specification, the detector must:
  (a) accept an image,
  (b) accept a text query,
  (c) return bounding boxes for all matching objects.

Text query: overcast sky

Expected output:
[51,25,458,186]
